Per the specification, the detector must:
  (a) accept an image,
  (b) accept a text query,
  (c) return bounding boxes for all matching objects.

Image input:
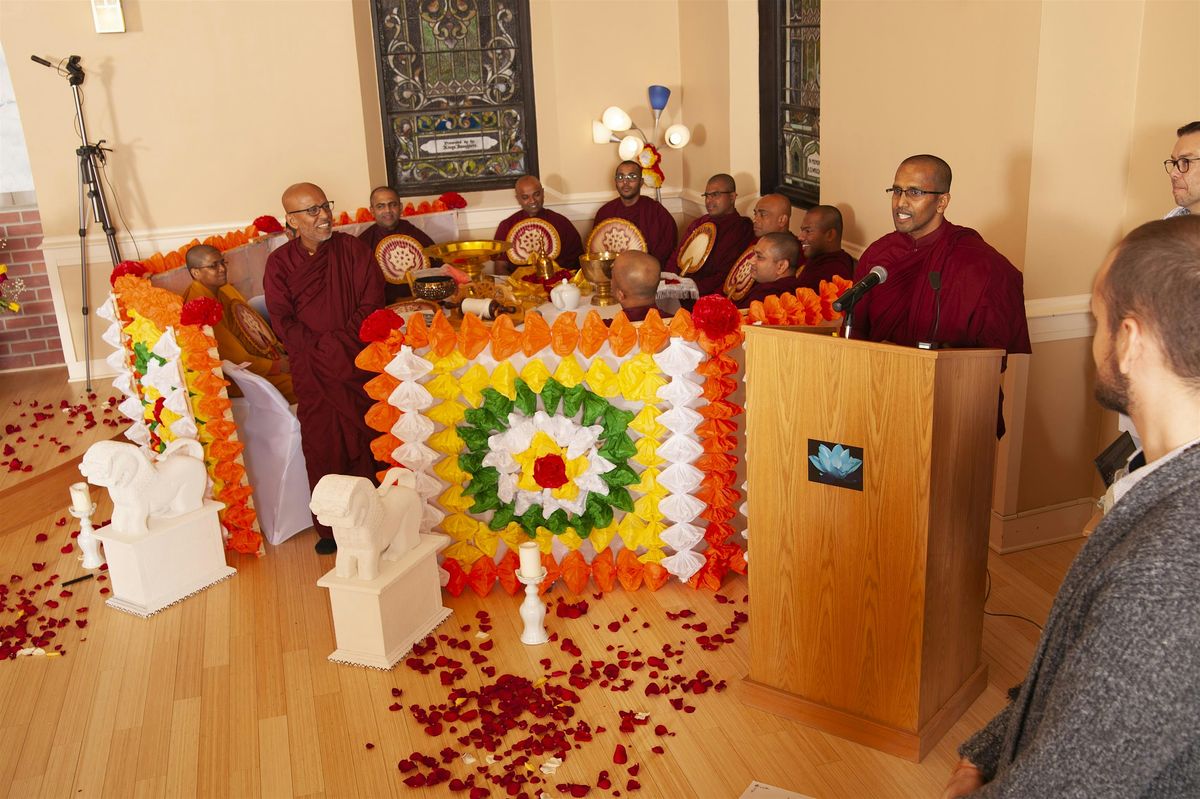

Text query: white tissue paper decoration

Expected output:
[123,421,151,446]
[659,493,706,524]
[661,549,705,582]
[655,405,704,434]
[654,338,705,376]
[169,416,198,440]
[660,521,706,552]
[150,328,181,361]
[101,320,124,348]
[118,395,144,421]
[106,348,128,372]
[143,360,183,395]
[392,411,435,442]
[656,435,704,464]
[394,441,440,470]
[111,371,135,398]
[657,378,705,406]
[97,296,117,322]
[389,381,435,412]
[386,346,435,381]
[657,462,705,495]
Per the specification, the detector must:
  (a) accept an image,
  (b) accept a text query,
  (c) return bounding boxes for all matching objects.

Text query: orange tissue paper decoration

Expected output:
[642,561,669,591]
[365,401,400,433]
[370,433,402,463]
[521,312,552,356]
[364,373,400,402]
[637,310,669,353]
[429,311,458,357]
[496,548,521,596]
[467,555,498,598]
[550,312,579,356]
[590,548,616,593]
[442,559,468,596]
[404,312,430,349]
[607,313,637,357]
[458,313,491,359]
[668,307,697,340]
[538,551,562,595]
[559,550,590,595]
[489,314,523,361]
[578,311,610,358]
[616,547,644,592]
[355,207,374,223]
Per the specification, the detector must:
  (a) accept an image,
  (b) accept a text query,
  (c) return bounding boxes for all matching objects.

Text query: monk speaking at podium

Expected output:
[591,160,678,264]
[665,173,755,297]
[264,182,386,554]
[852,154,1031,355]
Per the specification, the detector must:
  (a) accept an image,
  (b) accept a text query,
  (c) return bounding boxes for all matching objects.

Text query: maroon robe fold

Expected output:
[735,274,805,309]
[493,208,584,270]
[592,196,678,265]
[264,232,385,538]
[359,220,435,304]
[665,212,756,297]
[853,221,1031,354]
[797,248,855,293]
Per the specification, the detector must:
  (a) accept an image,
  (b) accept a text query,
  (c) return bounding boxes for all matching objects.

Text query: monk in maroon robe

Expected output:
[854,156,1031,435]
[591,160,678,264]
[736,233,805,308]
[665,174,755,297]
[358,186,435,304]
[264,182,386,553]
[493,175,583,271]
[796,205,854,292]
[610,250,670,323]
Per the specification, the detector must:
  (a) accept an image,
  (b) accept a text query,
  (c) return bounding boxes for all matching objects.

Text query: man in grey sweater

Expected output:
[942,216,1200,798]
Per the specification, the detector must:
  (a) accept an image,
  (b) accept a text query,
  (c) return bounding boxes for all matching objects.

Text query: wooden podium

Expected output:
[740,327,1003,761]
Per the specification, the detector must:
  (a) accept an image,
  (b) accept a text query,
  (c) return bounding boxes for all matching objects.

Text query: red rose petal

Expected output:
[613,743,627,764]
[34,534,48,543]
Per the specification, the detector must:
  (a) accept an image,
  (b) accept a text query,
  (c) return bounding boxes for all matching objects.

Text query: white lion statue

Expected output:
[79,438,208,537]
[310,466,423,581]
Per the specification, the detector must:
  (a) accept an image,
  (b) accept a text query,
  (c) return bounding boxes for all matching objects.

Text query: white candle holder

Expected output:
[515,569,549,645]
[68,502,105,570]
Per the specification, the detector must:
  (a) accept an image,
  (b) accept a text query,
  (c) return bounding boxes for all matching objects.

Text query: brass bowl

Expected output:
[423,240,511,280]
[412,274,456,301]
[579,251,619,283]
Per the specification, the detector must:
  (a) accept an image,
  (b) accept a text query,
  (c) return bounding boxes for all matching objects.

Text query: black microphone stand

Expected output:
[31,54,122,391]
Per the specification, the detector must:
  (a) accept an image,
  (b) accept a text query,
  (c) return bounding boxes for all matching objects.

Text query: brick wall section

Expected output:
[0,208,64,372]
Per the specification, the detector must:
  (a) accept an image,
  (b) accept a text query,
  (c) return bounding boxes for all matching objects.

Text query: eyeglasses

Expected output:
[285,200,335,216]
[615,174,642,182]
[1163,158,1197,174]
[701,190,733,198]
[373,200,400,209]
[885,187,946,199]
[192,258,227,271]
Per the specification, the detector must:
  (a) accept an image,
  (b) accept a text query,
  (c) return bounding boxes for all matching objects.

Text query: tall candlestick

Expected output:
[70,482,93,515]
[518,541,542,579]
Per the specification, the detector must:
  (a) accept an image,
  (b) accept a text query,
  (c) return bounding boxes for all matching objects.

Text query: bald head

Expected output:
[185,244,227,291]
[369,186,402,229]
[514,175,544,217]
[611,250,661,307]
[281,182,333,250]
[704,174,738,217]
[752,193,791,237]
[799,205,844,259]
[899,155,952,192]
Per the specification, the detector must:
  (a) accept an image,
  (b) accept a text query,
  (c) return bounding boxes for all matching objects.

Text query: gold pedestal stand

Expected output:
[423,240,511,283]
[580,251,619,307]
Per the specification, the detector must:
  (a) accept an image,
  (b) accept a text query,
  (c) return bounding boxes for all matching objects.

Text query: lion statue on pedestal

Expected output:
[79,438,208,537]
[309,466,423,581]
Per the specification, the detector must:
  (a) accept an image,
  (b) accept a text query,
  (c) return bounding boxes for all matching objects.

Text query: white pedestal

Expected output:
[316,533,452,669]
[93,500,236,617]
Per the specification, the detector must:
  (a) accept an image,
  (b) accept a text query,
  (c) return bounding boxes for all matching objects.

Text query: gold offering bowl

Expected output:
[410,274,456,302]
[580,251,619,307]
[423,240,511,282]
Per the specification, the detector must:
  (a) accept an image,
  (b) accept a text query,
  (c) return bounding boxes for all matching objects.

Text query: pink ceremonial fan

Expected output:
[375,234,431,284]
[723,243,757,302]
[586,217,647,254]
[506,218,561,264]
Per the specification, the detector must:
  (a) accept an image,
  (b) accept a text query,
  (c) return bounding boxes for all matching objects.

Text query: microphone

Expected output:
[30,55,54,67]
[832,265,887,313]
[919,271,943,350]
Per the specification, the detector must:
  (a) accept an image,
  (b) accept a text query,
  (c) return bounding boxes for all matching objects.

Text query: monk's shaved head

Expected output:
[807,205,843,236]
[708,173,736,193]
[369,186,399,205]
[282,182,325,210]
[762,232,801,271]
[281,182,333,249]
[185,244,221,271]
[900,154,952,192]
[703,174,738,217]
[799,205,844,258]
[752,193,791,237]
[514,175,544,216]
[611,250,661,306]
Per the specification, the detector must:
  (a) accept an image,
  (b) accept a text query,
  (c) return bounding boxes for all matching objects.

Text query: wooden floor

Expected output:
[0,368,1084,799]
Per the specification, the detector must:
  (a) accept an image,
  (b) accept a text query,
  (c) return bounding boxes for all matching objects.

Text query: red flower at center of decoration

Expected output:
[533,453,569,489]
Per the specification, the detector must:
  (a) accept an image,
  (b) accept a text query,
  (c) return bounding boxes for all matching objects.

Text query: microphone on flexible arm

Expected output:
[30,55,54,67]
[918,271,943,350]
[833,265,887,340]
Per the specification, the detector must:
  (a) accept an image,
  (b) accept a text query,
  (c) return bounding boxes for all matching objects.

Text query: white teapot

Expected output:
[550,279,581,311]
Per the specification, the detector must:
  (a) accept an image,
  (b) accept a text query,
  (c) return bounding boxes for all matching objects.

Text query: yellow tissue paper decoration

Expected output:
[498,522,531,552]
[552,354,586,388]
[633,493,665,523]
[428,427,465,454]
[633,436,665,468]
[489,361,519,399]
[428,351,468,375]
[584,359,620,398]
[458,364,490,408]
[629,405,666,439]
[519,359,551,393]
[638,547,666,563]
[587,520,619,553]
[427,399,467,426]
[617,353,667,403]
[617,513,652,551]
[426,373,463,401]
[513,432,588,501]
[439,485,474,512]
[634,467,667,498]
[443,512,482,541]
[556,528,584,551]
[473,524,500,557]
[434,457,471,485]
[123,313,162,347]
[533,526,556,553]
[444,540,485,565]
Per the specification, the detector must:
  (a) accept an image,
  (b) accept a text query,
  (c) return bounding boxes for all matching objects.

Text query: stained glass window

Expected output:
[759,0,820,207]
[371,0,539,193]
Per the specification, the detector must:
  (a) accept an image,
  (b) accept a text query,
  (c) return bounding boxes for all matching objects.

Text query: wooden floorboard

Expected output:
[0,368,1085,798]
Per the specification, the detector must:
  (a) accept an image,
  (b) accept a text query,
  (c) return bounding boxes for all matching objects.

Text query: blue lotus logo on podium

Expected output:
[807,441,864,491]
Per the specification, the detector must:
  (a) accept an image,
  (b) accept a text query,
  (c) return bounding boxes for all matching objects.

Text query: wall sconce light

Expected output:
[590,85,691,201]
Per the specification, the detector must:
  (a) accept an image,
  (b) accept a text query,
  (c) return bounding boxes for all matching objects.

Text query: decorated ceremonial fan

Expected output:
[586,217,646,255]
[723,244,757,302]
[375,234,430,284]
[676,222,716,276]
[229,299,280,356]
[505,217,561,265]
[386,298,441,325]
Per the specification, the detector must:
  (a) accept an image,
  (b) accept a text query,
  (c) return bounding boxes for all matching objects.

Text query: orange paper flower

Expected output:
[550,312,580,356]
[489,314,523,360]
[578,312,610,358]
[430,311,457,357]
[560,550,589,595]
[458,313,491,359]
[607,314,637,357]
[591,548,616,593]
[616,547,644,592]
[521,312,552,356]
[637,311,669,353]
